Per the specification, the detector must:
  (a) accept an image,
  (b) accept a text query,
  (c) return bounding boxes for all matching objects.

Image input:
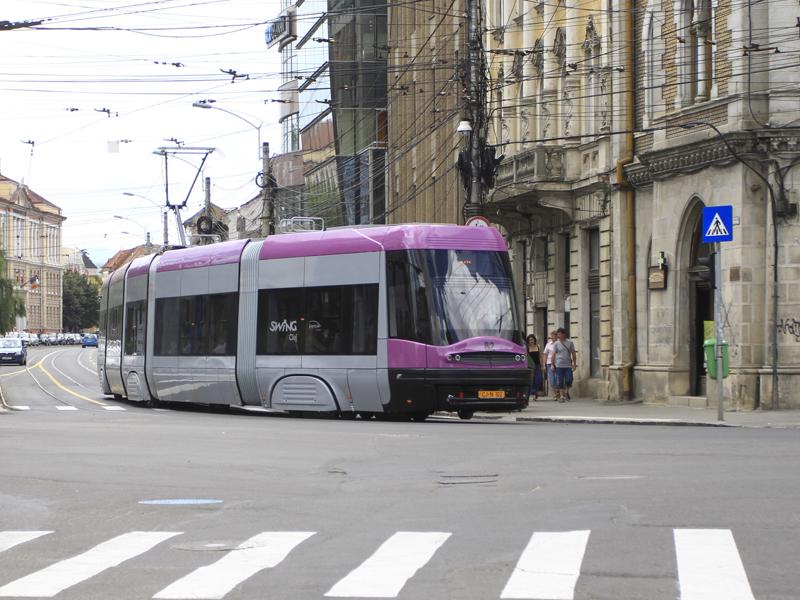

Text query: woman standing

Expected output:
[526,334,543,401]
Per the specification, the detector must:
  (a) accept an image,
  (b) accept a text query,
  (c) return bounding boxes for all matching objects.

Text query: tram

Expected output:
[98,224,530,420]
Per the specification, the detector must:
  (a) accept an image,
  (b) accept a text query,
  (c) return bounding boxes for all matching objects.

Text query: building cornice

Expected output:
[626,128,800,187]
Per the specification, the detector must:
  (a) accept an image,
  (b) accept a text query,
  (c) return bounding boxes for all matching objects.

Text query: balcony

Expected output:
[494,146,565,191]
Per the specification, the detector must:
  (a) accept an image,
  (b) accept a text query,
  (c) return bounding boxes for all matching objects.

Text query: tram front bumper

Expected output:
[388,368,531,414]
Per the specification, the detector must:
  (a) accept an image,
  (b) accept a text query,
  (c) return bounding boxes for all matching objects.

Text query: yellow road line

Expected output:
[36,362,107,406]
[0,367,28,378]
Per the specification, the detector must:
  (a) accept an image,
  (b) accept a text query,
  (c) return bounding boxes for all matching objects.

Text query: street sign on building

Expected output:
[701,205,733,243]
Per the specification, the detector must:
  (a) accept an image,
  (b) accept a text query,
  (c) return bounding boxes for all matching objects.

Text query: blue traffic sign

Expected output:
[701,205,733,243]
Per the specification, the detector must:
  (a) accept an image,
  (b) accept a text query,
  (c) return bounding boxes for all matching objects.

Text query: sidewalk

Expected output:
[478,398,800,429]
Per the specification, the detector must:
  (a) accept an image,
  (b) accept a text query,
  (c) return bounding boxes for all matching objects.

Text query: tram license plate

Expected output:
[478,390,505,399]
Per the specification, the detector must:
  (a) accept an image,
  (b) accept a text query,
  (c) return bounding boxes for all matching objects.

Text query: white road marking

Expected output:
[102,405,126,411]
[55,406,78,411]
[578,475,645,480]
[9,405,30,410]
[76,350,98,375]
[674,529,756,600]
[0,531,181,598]
[0,531,51,553]
[500,530,591,599]
[325,531,451,598]
[153,531,315,599]
[51,351,96,393]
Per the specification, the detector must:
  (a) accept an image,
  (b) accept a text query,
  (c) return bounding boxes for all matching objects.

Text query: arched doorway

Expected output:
[686,213,714,396]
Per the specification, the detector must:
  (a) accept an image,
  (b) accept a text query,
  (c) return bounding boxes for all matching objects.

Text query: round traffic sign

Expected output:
[465,216,491,227]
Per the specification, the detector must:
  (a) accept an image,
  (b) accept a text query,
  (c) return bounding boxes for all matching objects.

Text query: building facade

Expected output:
[0,175,65,333]
[391,0,800,408]
[482,0,620,400]
[625,0,800,407]
[386,0,467,224]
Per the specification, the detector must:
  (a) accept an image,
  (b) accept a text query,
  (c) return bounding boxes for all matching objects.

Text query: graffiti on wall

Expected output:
[777,318,800,342]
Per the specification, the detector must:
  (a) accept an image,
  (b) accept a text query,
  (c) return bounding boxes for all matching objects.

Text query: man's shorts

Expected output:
[546,364,558,388]
[555,366,573,389]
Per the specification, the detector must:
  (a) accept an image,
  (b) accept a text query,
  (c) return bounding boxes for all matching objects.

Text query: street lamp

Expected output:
[122,192,168,245]
[114,215,151,246]
[192,99,273,237]
[192,100,262,159]
[120,231,152,246]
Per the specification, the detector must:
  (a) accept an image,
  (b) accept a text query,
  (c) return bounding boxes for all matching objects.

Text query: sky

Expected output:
[0,0,285,266]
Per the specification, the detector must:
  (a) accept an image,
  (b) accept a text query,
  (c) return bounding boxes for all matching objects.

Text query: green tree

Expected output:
[0,251,26,334]
[62,270,99,332]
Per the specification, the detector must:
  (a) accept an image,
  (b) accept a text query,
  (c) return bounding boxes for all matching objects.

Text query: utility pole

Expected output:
[462,0,489,220]
[260,142,274,237]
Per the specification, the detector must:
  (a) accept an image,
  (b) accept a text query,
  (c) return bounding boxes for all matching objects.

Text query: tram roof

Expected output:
[127,254,157,278]
[258,224,506,260]
[156,239,249,273]
[142,225,505,274]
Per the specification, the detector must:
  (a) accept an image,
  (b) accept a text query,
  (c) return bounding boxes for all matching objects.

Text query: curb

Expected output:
[515,416,737,427]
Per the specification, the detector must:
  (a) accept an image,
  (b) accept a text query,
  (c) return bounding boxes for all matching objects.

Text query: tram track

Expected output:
[1,348,106,409]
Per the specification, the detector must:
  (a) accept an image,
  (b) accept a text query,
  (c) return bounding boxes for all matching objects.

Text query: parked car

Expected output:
[0,338,27,365]
[81,334,98,348]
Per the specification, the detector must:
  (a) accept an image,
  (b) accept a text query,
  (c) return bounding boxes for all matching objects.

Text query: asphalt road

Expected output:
[1,347,799,600]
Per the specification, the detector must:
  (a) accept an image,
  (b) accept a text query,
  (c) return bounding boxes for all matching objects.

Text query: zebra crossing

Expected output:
[0,528,758,599]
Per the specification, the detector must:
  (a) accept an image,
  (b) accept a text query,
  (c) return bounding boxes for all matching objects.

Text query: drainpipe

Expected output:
[615,0,636,400]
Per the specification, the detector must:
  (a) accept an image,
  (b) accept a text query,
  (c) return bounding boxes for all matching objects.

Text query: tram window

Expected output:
[257,288,303,355]
[387,251,431,343]
[305,287,344,354]
[179,296,208,356]
[208,293,238,355]
[304,284,378,355]
[257,285,377,355]
[98,302,107,339]
[349,284,378,354]
[124,300,146,356]
[108,305,123,342]
[154,297,179,356]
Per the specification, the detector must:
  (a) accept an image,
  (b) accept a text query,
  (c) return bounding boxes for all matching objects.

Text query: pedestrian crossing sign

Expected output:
[701,205,733,243]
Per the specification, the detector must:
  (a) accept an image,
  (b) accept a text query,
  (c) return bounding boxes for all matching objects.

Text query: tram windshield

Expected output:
[424,249,521,344]
[386,249,522,346]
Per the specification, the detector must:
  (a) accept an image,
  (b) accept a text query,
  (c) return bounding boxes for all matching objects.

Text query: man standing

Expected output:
[553,327,577,402]
[542,330,558,401]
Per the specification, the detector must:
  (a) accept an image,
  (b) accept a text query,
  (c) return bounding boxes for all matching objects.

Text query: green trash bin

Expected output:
[703,339,729,379]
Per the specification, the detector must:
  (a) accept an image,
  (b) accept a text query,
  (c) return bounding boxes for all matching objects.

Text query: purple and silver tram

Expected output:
[98,224,530,420]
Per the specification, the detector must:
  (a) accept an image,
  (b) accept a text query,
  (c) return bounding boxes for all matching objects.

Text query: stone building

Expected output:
[0,175,65,333]
[625,0,800,408]
[390,0,800,408]
[482,0,620,400]
[386,0,466,224]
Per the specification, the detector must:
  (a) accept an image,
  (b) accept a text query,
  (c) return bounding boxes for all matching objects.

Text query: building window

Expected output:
[282,113,300,153]
[679,0,712,106]
[13,217,24,258]
[588,228,601,377]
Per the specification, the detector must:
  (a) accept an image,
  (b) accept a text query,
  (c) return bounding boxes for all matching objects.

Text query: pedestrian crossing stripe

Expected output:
[0,528,759,599]
[704,213,730,238]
